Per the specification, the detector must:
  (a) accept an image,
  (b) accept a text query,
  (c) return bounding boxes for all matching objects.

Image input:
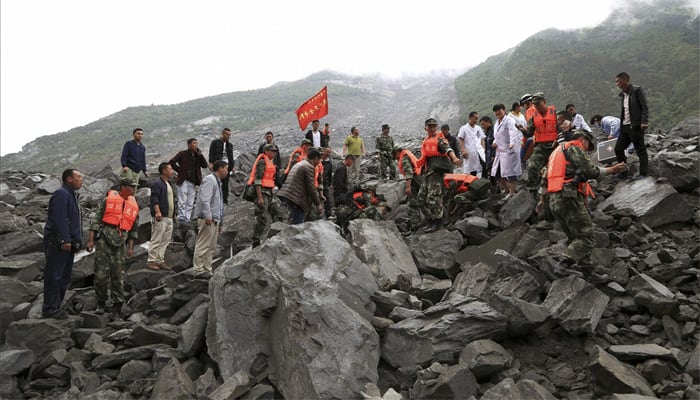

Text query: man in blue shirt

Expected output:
[43,169,83,318]
[120,128,149,186]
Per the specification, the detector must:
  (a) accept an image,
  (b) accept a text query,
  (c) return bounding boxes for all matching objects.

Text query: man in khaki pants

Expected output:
[147,162,175,270]
[192,160,227,277]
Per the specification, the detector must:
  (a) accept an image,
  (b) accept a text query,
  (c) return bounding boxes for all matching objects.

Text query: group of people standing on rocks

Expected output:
[42,71,649,318]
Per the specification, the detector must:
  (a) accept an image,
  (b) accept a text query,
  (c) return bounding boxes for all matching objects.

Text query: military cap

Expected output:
[531,92,546,103]
[382,124,390,130]
[264,143,279,152]
[300,138,313,145]
[519,93,533,104]
[393,146,403,153]
[119,177,138,186]
[572,129,596,151]
[424,118,438,126]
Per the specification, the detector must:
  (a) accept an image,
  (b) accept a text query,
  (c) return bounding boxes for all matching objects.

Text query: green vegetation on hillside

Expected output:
[454,1,699,129]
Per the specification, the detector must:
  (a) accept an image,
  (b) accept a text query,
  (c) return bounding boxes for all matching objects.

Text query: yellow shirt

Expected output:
[344,135,364,156]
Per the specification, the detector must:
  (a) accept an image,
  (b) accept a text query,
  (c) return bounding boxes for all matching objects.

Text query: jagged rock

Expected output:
[588,345,655,397]
[69,361,100,394]
[0,349,35,376]
[480,378,557,400]
[209,371,254,400]
[610,395,662,400]
[381,294,507,368]
[36,176,62,194]
[458,339,513,380]
[599,179,693,228]
[406,229,463,279]
[375,180,405,211]
[207,221,379,400]
[0,211,29,234]
[5,318,74,359]
[667,116,700,139]
[0,259,40,283]
[0,230,43,255]
[542,276,609,335]
[399,274,451,305]
[686,342,700,381]
[150,358,196,400]
[372,290,415,317]
[126,267,169,292]
[131,323,179,347]
[488,294,550,337]
[346,219,420,288]
[499,190,536,227]
[454,226,529,267]
[178,302,208,356]
[239,384,275,400]
[152,347,188,371]
[194,368,218,397]
[0,276,42,303]
[639,359,669,384]
[389,307,424,321]
[80,312,110,329]
[84,333,115,354]
[91,344,166,369]
[118,360,153,382]
[454,216,491,245]
[626,273,679,317]
[409,362,478,399]
[654,151,700,192]
[607,344,675,363]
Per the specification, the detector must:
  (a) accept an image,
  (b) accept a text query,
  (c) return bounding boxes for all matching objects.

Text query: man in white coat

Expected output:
[491,104,522,200]
[457,111,487,176]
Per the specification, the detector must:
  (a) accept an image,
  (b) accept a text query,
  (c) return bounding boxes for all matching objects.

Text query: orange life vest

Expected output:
[247,154,277,188]
[314,163,323,189]
[284,147,307,174]
[525,104,536,121]
[443,174,479,193]
[101,190,138,231]
[546,140,595,199]
[398,150,421,176]
[532,106,558,143]
[421,132,447,158]
[352,191,366,209]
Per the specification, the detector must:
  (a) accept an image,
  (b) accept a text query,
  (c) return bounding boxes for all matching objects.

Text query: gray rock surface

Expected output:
[542,276,609,335]
[589,345,655,397]
[458,339,513,380]
[480,378,557,400]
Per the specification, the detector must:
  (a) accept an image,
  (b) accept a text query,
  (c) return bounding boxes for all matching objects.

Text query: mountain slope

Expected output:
[454,0,699,128]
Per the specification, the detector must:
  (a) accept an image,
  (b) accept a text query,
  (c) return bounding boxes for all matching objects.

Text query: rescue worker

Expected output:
[525,93,558,199]
[86,177,140,317]
[415,118,461,232]
[375,124,397,180]
[249,144,285,248]
[537,130,626,275]
[283,138,312,177]
[394,146,423,230]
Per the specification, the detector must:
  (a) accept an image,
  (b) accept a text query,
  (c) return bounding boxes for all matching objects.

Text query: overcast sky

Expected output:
[0,0,621,156]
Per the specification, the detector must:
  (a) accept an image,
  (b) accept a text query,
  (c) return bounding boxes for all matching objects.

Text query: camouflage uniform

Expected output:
[545,144,601,264]
[527,143,555,193]
[375,135,396,179]
[252,158,285,244]
[417,136,454,224]
[399,153,423,230]
[90,194,139,305]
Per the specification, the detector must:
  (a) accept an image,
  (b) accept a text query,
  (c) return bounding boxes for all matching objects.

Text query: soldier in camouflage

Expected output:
[416,118,461,232]
[394,146,423,231]
[86,178,140,317]
[537,130,626,270]
[250,144,285,248]
[375,124,397,180]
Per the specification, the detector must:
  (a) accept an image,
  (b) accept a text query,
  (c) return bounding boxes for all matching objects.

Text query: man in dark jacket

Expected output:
[614,72,650,178]
[333,155,353,206]
[148,163,175,270]
[43,169,83,319]
[277,149,323,224]
[120,128,149,186]
[169,138,208,222]
[208,128,235,204]
[305,119,330,148]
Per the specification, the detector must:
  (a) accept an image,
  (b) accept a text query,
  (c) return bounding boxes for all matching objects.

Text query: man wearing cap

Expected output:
[120,128,149,185]
[416,118,461,232]
[257,131,282,170]
[86,177,140,317]
[537,130,626,275]
[249,144,285,247]
[375,124,397,180]
[208,128,235,204]
[615,72,650,178]
[342,127,366,186]
[192,160,228,276]
[394,146,423,231]
[525,93,559,198]
[169,138,208,222]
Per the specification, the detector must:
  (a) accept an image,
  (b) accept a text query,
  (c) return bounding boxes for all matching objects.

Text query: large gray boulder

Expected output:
[654,150,700,192]
[406,229,464,279]
[207,221,379,400]
[480,378,557,400]
[599,179,693,228]
[589,345,655,397]
[499,190,536,227]
[346,219,419,289]
[542,276,609,335]
[381,294,507,368]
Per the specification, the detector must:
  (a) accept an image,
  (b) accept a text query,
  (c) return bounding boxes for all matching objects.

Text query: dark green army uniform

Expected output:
[417,133,455,228]
[545,140,601,265]
[398,152,423,230]
[252,156,285,245]
[375,134,396,180]
[90,193,139,307]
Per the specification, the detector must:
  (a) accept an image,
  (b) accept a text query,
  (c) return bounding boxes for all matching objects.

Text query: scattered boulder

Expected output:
[588,345,655,397]
[542,276,609,335]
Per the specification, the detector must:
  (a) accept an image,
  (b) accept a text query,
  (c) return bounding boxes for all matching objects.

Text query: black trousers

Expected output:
[615,124,648,176]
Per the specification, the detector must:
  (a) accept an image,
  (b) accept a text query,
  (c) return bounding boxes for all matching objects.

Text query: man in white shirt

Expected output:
[565,104,592,132]
[305,119,329,148]
[457,111,487,176]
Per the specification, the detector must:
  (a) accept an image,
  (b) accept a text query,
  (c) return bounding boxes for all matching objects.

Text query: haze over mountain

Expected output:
[1,0,697,174]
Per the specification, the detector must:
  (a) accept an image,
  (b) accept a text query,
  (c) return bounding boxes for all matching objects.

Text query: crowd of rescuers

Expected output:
[42,74,646,318]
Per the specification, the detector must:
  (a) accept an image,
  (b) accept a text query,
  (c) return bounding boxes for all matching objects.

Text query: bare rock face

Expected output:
[542,276,609,335]
[599,179,693,228]
[654,150,700,192]
[346,219,420,289]
[626,273,679,317]
[480,378,557,400]
[407,229,464,279]
[458,339,513,380]
[499,190,536,227]
[207,221,379,400]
